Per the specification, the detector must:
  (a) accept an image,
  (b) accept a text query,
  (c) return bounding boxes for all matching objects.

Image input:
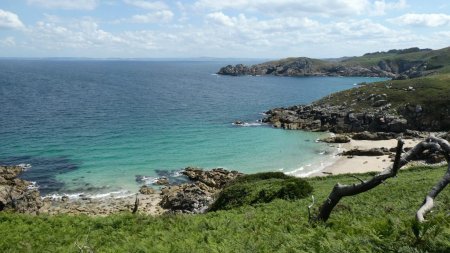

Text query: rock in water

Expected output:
[0,165,42,214]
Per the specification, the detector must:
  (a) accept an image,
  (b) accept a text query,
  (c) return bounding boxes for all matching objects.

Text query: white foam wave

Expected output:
[43,190,133,201]
[171,170,184,177]
[18,163,32,170]
[232,122,264,127]
[27,181,38,190]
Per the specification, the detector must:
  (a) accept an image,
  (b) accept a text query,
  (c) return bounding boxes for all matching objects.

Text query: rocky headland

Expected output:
[218,47,440,79]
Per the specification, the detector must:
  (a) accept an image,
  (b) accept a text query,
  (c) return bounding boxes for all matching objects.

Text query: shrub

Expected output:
[209,172,313,211]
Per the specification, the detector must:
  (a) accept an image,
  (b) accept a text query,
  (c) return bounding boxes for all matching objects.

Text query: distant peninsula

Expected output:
[220,46,450,133]
[218,47,448,80]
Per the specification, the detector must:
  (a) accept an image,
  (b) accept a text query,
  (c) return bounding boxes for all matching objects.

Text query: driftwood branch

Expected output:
[416,137,450,222]
[315,137,449,222]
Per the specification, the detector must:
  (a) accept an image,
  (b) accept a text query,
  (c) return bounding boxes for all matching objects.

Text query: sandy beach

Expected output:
[313,138,423,176]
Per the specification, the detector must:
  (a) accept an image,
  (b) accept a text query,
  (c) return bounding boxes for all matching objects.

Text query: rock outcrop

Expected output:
[159,167,243,214]
[341,148,390,156]
[262,104,411,133]
[0,166,42,214]
[262,97,448,133]
[218,57,432,79]
[319,135,351,143]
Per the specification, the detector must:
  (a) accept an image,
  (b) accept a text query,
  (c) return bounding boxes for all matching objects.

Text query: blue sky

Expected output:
[0,0,449,58]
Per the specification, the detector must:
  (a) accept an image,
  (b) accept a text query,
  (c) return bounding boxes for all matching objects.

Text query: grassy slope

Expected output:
[314,73,450,130]
[0,166,449,252]
[342,47,450,69]
[258,46,450,72]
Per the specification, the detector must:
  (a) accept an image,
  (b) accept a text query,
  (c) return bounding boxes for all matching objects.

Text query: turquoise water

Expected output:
[0,60,384,195]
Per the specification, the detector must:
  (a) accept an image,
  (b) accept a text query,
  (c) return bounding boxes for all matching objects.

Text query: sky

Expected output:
[0,0,449,58]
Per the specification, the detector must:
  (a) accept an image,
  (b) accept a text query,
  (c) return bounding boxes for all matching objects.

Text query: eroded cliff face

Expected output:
[218,58,431,79]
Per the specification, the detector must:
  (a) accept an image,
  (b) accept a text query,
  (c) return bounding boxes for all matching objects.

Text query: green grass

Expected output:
[259,46,450,74]
[341,46,450,69]
[0,166,449,252]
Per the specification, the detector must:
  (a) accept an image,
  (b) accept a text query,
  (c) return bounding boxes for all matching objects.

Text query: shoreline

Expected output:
[312,137,424,176]
[3,133,447,216]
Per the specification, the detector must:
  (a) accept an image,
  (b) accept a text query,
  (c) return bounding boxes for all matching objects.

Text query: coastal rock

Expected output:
[159,167,243,213]
[352,131,398,140]
[182,167,243,189]
[154,177,169,186]
[341,148,390,156]
[160,183,213,214]
[262,102,415,134]
[319,135,351,143]
[0,166,42,214]
[139,185,156,195]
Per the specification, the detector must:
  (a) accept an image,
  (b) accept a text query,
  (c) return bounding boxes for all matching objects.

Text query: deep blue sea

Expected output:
[0,60,384,197]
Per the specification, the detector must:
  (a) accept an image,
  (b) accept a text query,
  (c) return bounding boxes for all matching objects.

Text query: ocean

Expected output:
[0,60,384,196]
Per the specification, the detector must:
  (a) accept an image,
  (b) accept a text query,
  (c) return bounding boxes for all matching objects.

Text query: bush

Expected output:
[208,172,313,211]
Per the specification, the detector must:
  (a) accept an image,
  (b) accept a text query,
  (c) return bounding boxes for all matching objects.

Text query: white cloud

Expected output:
[332,19,393,38]
[27,0,98,10]
[206,12,236,27]
[130,10,174,23]
[206,12,319,31]
[196,0,370,16]
[196,0,409,17]
[0,9,25,30]
[30,20,124,50]
[0,36,16,47]
[371,0,407,16]
[390,13,450,27]
[123,0,169,10]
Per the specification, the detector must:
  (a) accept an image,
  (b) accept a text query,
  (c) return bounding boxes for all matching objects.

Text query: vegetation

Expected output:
[260,46,450,74]
[314,73,450,129]
[209,172,313,211]
[341,47,450,70]
[0,166,449,252]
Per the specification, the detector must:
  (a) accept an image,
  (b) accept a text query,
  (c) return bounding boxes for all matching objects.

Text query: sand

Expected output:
[313,138,422,176]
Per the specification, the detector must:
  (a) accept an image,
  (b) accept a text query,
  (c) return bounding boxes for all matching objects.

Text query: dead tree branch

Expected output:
[315,137,449,222]
[416,137,450,222]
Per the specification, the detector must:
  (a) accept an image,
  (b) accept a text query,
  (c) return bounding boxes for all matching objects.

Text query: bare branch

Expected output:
[315,137,449,223]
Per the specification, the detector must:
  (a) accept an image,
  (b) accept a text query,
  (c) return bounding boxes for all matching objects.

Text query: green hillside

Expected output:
[1,166,448,252]
[341,47,450,71]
